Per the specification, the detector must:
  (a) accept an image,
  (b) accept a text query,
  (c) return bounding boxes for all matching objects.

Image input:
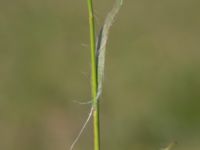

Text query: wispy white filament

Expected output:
[69,107,94,150]
[96,0,123,100]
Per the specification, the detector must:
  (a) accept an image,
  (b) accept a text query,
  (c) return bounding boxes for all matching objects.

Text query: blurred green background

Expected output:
[0,0,200,150]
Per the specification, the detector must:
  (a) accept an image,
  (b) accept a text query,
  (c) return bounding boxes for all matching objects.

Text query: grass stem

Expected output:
[87,0,100,150]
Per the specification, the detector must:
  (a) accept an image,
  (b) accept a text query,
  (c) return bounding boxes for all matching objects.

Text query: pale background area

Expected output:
[0,0,200,150]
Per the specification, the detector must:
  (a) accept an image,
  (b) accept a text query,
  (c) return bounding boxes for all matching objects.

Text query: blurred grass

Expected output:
[0,0,200,150]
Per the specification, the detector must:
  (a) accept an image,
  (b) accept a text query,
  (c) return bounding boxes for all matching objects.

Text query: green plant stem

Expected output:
[87,0,100,150]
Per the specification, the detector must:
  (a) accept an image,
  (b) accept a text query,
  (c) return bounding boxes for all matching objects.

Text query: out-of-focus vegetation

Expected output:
[0,0,200,150]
